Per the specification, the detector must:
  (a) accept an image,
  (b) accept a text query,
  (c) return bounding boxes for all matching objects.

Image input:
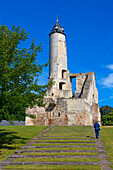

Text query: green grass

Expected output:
[44,132,92,136]
[3,164,101,169]
[100,126,113,169]
[20,152,98,156]
[35,139,95,143]
[0,126,48,161]
[13,157,100,162]
[27,147,97,151]
[1,125,100,170]
[45,126,94,137]
[32,143,96,146]
[39,136,95,139]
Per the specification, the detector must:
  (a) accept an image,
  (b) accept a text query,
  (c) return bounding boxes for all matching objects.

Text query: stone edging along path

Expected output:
[0,125,112,170]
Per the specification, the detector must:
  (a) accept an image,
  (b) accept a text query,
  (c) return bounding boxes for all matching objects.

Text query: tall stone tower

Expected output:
[48,18,72,98]
[25,18,101,126]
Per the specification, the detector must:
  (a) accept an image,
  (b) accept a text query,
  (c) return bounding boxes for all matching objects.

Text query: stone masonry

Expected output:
[25,18,101,126]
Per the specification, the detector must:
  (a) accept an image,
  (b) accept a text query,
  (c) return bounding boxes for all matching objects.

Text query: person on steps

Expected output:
[94,121,100,139]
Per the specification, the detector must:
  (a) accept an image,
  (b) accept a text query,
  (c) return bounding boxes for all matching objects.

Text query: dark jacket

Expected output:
[94,122,100,131]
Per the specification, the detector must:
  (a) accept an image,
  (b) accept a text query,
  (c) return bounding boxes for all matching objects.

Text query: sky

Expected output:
[0,0,113,108]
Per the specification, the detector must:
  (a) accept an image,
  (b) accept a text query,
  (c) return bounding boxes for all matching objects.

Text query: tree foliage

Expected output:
[0,25,48,122]
[100,105,113,126]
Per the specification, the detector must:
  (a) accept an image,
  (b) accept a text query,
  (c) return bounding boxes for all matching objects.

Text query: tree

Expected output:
[100,105,113,126]
[101,111,113,126]
[0,25,48,122]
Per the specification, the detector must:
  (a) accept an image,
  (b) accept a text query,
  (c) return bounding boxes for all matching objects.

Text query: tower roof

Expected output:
[49,17,66,36]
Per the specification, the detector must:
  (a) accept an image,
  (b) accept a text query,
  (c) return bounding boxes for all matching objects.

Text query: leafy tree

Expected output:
[0,25,48,122]
[102,111,113,126]
[100,105,113,126]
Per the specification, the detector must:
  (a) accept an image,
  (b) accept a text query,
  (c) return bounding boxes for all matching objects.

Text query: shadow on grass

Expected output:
[0,129,28,150]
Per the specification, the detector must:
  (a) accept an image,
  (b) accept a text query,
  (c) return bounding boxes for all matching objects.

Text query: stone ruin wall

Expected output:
[25,72,101,126]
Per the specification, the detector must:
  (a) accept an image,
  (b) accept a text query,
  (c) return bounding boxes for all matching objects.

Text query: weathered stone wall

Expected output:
[25,106,46,126]
[66,98,93,125]
[47,98,68,126]
[25,71,100,126]
[92,103,100,122]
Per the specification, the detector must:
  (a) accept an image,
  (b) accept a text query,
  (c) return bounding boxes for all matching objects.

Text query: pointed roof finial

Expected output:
[49,17,66,36]
[56,16,59,22]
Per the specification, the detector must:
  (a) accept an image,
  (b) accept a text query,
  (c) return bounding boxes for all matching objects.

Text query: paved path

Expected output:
[0,126,112,170]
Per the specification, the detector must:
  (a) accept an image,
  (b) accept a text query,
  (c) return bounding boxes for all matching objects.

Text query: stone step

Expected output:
[8,154,99,159]
[99,160,111,167]
[21,145,98,149]
[0,161,99,166]
[97,149,106,154]
[15,149,97,154]
[26,141,97,144]
[35,138,96,141]
[8,154,108,160]
[41,136,95,138]
[27,141,102,145]
[27,141,96,145]
[102,167,113,170]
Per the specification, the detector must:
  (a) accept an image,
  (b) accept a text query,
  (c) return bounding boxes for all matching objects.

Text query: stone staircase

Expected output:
[0,126,112,170]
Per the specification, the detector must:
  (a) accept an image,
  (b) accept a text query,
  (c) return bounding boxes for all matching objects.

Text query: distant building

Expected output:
[25,18,101,126]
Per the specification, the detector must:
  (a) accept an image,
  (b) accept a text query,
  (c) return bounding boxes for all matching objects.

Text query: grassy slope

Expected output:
[100,126,113,169]
[0,126,48,161]
[20,152,98,156]
[13,157,99,162]
[3,164,101,170]
[2,126,101,170]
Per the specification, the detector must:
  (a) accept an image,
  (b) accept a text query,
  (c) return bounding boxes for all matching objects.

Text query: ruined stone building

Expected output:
[25,19,101,126]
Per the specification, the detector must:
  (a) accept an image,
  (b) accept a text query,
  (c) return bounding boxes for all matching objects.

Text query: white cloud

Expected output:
[105,64,113,70]
[38,72,48,85]
[98,98,107,103]
[101,73,113,88]
[99,96,113,103]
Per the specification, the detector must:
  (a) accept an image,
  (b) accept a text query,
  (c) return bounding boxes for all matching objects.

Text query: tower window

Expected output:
[59,82,66,90]
[59,83,62,90]
[62,70,66,79]
[58,112,60,117]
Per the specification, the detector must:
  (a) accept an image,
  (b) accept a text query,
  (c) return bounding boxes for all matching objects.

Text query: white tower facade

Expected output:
[48,19,72,98]
[49,21,67,79]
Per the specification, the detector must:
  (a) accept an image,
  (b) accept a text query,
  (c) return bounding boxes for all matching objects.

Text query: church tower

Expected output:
[48,18,72,98]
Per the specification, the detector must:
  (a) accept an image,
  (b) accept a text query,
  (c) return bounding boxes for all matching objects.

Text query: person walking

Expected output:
[94,121,100,139]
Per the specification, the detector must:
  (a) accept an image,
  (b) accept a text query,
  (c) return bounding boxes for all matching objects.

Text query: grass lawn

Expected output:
[27,147,97,151]
[1,125,101,170]
[3,164,101,170]
[0,126,48,161]
[20,152,98,156]
[39,136,95,139]
[45,126,93,137]
[32,143,96,146]
[100,126,113,169]
[35,139,95,143]
[13,157,100,162]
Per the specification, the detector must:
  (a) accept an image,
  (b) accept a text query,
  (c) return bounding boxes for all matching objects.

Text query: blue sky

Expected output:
[0,0,113,108]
